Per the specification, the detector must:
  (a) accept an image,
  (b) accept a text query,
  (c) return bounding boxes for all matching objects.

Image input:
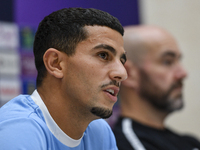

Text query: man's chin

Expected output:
[166,98,184,113]
[91,107,113,119]
[173,98,184,110]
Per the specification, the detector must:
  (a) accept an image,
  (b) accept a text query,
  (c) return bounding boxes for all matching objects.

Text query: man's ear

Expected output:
[122,60,139,89]
[43,48,64,79]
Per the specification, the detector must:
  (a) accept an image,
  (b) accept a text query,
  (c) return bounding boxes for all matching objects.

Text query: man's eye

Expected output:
[162,59,173,66]
[120,58,126,65]
[98,52,109,60]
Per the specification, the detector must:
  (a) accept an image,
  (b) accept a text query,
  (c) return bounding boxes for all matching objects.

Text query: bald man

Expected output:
[112,25,200,150]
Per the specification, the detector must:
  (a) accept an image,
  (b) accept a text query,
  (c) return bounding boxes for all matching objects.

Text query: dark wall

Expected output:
[0,0,13,22]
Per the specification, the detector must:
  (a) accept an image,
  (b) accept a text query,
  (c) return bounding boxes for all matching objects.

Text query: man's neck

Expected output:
[37,85,92,140]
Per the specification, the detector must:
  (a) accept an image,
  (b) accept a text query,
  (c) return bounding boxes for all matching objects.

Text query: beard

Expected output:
[90,107,113,119]
[89,80,119,119]
[138,69,184,113]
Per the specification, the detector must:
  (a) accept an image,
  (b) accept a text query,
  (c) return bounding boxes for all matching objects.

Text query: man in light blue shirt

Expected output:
[0,7,127,149]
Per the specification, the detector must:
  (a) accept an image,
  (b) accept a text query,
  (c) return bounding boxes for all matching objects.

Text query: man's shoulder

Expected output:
[0,115,50,149]
[86,118,115,139]
[180,134,200,147]
[83,119,118,150]
[0,94,44,123]
[88,119,111,131]
[0,95,51,149]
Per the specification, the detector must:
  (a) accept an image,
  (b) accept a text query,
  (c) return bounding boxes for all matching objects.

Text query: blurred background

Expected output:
[0,0,199,140]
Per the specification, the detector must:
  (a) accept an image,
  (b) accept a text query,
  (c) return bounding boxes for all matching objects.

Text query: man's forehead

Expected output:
[85,26,124,47]
[84,25,113,35]
[146,38,181,57]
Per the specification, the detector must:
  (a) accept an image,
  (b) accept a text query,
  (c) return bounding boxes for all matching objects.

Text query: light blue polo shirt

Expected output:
[0,90,118,150]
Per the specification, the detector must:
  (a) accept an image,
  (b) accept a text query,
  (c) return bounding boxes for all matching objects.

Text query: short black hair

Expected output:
[33,7,124,87]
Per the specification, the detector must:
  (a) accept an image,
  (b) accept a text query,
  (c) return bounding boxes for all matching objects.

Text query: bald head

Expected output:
[123,25,178,66]
[121,25,187,114]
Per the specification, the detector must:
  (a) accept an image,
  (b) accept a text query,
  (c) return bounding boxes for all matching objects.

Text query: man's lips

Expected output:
[103,86,119,97]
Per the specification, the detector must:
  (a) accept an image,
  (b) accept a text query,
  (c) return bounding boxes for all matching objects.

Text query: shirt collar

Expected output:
[31,89,83,147]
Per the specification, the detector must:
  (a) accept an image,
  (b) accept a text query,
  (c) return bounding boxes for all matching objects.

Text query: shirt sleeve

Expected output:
[0,117,48,150]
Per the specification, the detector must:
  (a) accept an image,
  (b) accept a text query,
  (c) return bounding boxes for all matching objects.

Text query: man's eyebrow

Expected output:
[93,44,116,55]
[161,51,181,58]
[93,44,127,63]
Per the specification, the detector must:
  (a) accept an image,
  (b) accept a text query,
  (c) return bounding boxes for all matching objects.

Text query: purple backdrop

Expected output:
[14,0,139,27]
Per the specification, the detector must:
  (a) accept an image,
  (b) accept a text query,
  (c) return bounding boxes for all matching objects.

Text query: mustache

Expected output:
[101,80,120,89]
[167,80,183,95]
[171,80,183,89]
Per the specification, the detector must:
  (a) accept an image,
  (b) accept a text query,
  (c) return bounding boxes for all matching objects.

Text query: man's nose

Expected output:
[174,64,188,80]
[109,61,128,82]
